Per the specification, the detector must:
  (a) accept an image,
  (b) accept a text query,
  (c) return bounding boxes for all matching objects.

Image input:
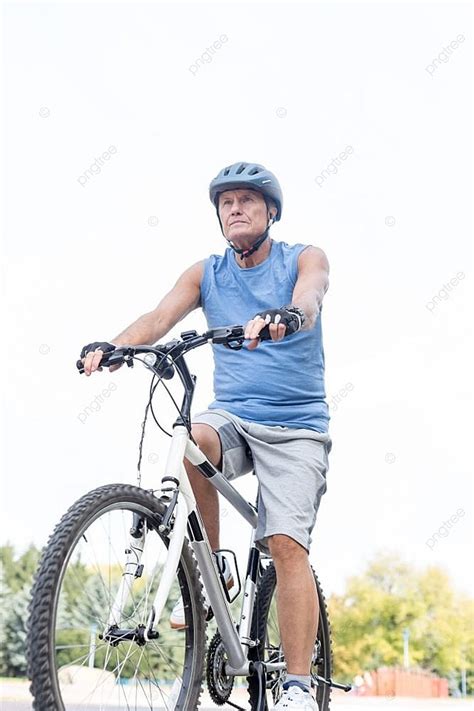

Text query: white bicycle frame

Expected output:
[106,424,286,677]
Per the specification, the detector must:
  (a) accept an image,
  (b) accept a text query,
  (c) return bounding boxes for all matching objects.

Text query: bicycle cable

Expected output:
[129,344,197,487]
[147,374,172,437]
[146,345,197,442]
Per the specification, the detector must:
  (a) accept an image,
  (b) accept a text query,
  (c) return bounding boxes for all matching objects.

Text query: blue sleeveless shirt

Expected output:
[200,240,330,433]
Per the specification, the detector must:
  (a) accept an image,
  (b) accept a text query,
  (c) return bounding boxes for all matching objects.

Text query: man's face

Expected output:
[218,189,273,242]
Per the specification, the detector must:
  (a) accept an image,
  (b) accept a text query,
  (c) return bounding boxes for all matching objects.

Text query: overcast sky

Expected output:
[1,0,472,599]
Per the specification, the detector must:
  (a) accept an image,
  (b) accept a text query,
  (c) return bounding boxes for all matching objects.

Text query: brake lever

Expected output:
[211,325,245,345]
[224,339,244,350]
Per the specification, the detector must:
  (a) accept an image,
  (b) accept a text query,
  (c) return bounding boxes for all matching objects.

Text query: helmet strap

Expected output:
[227,229,270,260]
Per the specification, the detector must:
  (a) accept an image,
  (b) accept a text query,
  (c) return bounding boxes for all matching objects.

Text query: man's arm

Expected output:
[82,261,204,375]
[112,260,205,345]
[244,246,329,348]
[290,245,330,330]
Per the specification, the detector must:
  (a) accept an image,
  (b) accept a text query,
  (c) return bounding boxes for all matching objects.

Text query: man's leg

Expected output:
[268,534,319,674]
[185,423,222,550]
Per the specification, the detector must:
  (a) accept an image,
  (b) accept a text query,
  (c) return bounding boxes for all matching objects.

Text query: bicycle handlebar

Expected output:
[75,325,247,376]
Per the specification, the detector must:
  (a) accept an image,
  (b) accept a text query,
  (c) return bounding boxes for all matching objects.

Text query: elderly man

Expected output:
[80,161,331,710]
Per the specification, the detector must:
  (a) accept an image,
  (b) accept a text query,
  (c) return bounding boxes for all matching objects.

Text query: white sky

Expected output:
[1,0,472,599]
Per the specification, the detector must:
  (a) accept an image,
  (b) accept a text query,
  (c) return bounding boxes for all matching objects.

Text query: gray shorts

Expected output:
[192,408,332,555]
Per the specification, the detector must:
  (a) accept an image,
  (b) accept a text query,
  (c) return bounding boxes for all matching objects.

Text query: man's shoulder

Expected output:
[296,245,330,274]
[277,239,315,254]
[291,243,327,261]
[204,248,231,268]
[277,240,326,253]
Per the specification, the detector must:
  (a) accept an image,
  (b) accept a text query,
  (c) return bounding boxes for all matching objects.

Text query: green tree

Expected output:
[328,553,474,694]
[0,543,40,593]
[1,582,31,676]
[0,545,41,677]
[0,564,10,675]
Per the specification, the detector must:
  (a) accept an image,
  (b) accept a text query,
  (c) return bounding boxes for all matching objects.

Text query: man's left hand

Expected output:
[244,314,287,350]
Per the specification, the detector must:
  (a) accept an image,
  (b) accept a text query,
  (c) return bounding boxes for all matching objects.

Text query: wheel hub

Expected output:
[99,624,159,647]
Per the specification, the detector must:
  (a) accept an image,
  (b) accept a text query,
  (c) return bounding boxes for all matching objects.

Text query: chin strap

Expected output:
[226,229,270,260]
[220,214,275,261]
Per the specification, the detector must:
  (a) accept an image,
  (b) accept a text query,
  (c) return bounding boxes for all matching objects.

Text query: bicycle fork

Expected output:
[105,514,147,631]
[103,489,188,645]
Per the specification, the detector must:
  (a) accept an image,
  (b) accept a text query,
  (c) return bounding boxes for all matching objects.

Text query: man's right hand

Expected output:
[80,341,118,376]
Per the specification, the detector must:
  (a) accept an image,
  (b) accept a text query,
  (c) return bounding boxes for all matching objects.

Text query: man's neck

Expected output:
[233,238,273,269]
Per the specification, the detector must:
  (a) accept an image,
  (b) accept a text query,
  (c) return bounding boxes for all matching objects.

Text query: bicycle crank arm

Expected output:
[314,675,352,692]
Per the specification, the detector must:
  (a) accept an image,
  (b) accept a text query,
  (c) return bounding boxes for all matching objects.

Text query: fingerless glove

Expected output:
[254,306,306,340]
[80,341,116,359]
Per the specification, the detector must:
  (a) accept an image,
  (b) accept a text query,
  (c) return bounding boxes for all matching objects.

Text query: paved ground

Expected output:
[1,681,472,710]
[1,695,472,710]
[1,703,472,710]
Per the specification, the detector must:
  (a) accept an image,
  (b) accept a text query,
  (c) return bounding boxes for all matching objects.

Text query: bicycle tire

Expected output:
[27,483,206,710]
[247,562,333,710]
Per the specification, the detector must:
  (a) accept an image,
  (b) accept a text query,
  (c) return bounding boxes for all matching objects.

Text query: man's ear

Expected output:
[268,207,277,224]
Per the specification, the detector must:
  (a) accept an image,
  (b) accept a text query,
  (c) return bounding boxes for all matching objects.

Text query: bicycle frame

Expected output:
[107,422,285,677]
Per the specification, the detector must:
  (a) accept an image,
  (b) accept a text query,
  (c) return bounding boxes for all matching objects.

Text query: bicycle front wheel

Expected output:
[27,484,206,710]
[248,562,333,711]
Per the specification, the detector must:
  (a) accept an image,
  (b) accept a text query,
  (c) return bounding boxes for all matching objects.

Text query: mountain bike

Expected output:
[27,325,350,710]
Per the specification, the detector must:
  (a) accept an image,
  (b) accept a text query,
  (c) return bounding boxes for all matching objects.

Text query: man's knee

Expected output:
[190,423,222,468]
[268,534,307,562]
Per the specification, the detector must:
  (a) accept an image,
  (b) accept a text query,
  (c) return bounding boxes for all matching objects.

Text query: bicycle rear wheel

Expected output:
[27,484,206,710]
[248,562,332,710]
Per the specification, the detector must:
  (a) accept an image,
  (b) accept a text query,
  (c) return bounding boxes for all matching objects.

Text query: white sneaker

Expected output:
[272,684,319,710]
[169,553,234,630]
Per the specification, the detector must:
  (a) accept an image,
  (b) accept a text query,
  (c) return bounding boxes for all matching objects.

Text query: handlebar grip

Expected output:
[76,350,124,374]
